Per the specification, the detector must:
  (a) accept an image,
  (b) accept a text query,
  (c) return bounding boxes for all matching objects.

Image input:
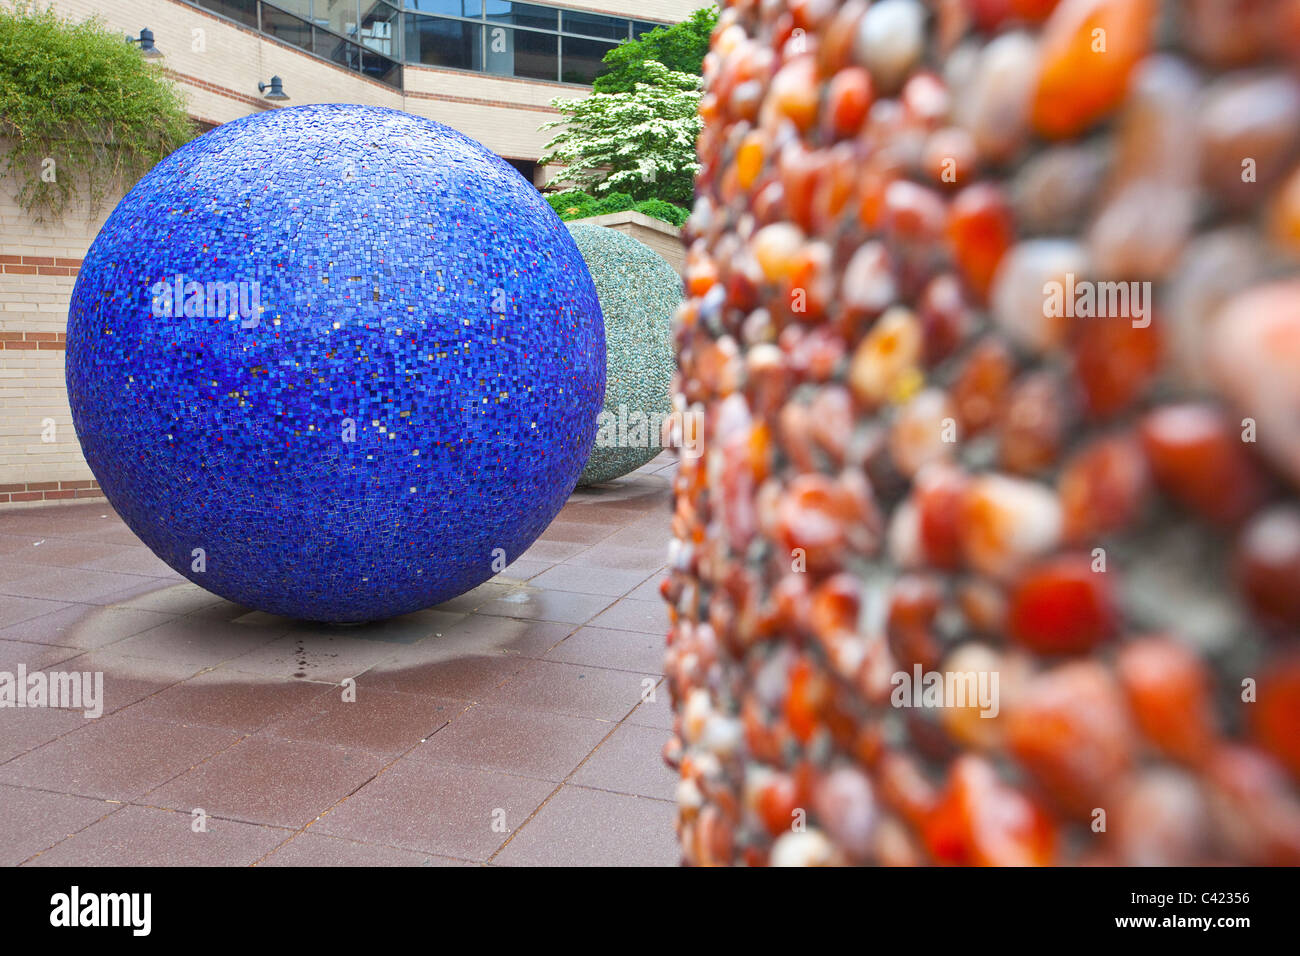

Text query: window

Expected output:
[485,26,557,81]
[562,11,627,40]
[262,5,314,50]
[312,0,360,37]
[406,13,482,70]
[266,0,312,17]
[408,0,481,15]
[560,35,614,84]
[192,0,259,29]
[360,0,400,56]
[484,1,557,31]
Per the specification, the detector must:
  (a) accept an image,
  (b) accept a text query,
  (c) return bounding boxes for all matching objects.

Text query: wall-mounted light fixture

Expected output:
[125,27,162,58]
[258,76,290,101]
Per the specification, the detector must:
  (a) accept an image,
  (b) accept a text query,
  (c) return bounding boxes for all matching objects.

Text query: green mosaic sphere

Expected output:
[566,223,681,486]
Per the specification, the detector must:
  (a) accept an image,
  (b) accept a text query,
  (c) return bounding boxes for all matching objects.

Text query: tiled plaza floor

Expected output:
[0,453,680,866]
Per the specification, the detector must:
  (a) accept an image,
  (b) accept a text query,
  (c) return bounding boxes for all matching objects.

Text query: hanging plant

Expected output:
[0,2,194,220]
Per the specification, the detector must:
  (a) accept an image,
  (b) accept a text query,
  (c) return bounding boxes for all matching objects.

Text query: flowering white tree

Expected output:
[540,60,703,206]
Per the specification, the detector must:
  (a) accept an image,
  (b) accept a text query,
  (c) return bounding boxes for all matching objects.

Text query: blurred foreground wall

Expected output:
[664,0,1300,865]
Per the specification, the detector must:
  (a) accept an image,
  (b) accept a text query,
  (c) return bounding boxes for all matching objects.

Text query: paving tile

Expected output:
[519,539,588,562]
[116,583,226,616]
[13,539,126,569]
[420,613,571,659]
[538,521,617,545]
[234,609,465,647]
[587,598,667,634]
[0,567,164,604]
[545,626,666,675]
[563,544,666,572]
[626,680,674,730]
[496,659,652,721]
[258,831,474,866]
[527,563,650,597]
[45,650,206,716]
[0,784,117,866]
[600,522,673,551]
[267,689,470,755]
[361,652,527,698]
[570,723,677,800]
[25,804,290,867]
[0,604,177,650]
[124,669,334,733]
[0,595,73,629]
[407,702,611,781]
[626,573,666,602]
[222,632,400,683]
[490,558,552,585]
[477,588,611,625]
[0,706,90,764]
[493,786,678,867]
[0,638,83,671]
[111,617,284,669]
[0,714,241,801]
[431,581,513,613]
[81,548,184,578]
[146,735,387,829]
[315,759,555,861]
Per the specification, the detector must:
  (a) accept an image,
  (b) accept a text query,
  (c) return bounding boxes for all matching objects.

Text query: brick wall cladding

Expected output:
[0,0,691,504]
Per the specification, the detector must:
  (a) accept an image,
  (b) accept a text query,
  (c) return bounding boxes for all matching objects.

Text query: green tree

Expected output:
[540,61,702,207]
[0,3,194,219]
[594,6,718,94]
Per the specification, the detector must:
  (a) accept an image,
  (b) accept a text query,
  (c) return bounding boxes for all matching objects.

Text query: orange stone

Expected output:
[1117,635,1219,766]
[946,183,1015,301]
[1252,655,1300,782]
[1032,0,1157,139]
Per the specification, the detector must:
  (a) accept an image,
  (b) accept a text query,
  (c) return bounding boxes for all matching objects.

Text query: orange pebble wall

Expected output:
[664,0,1300,865]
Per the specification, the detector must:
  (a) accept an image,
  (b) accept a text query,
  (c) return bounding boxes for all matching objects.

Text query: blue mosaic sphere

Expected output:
[67,104,605,623]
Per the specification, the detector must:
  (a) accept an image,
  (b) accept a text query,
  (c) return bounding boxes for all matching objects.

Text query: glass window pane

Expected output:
[485,25,557,81]
[359,1,399,56]
[562,11,628,41]
[484,1,557,31]
[193,0,259,29]
[406,0,482,16]
[405,14,482,70]
[362,48,403,86]
[265,0,312,19]
[561,35,615,84]
[633,20,662,38]
[262,7,314,50]
[312,0,361,38]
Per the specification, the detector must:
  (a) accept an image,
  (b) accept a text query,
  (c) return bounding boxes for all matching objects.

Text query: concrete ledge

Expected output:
[567,211,685,274]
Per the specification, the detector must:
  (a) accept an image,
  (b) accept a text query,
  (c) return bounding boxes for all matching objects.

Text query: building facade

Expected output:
[0,0,696,505]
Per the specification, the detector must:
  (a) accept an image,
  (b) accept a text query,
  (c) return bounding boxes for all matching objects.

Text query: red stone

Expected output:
[1007,553,1118,653]
[946,183,1015,301]
[1252,655,1300,782]
[1236,506,1300,631]
[1058,434,1148,544]
[1139,403,1267,526]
